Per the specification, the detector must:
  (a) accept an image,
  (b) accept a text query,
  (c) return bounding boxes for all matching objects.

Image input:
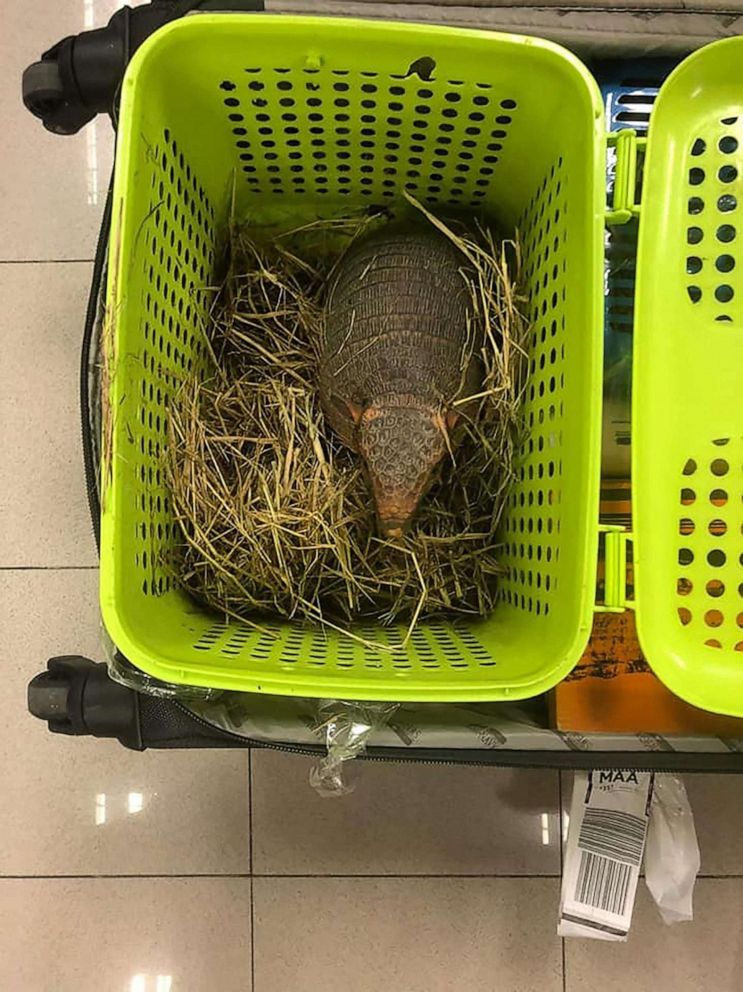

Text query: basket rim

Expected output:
[120,11,603,104]
[100,11,606,702]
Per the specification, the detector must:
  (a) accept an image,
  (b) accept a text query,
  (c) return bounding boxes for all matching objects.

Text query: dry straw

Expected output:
[165,201,530,637]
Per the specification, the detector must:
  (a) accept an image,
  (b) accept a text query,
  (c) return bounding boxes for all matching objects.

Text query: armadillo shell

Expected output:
[319,223,481,447]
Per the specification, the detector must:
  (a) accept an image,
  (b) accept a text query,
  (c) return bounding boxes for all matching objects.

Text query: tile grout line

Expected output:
[1,872,740,881]
[558,771,567,992]
[0,873,567,880]
[0,259,95,265]
[248,749,254,874]
[248,872,565,879]
[248,748,256,991]
[558,771,565,881]
[0,566,99,572]
[561,931,567,992]
[0,874,253,880]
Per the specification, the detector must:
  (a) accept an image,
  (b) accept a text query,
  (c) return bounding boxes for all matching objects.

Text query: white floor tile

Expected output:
[0,877,252,992]
[255,876,562,992]
[253,749,560,876]
[566,880,743,992]
[0,264,98,566]
[1,569,251,876]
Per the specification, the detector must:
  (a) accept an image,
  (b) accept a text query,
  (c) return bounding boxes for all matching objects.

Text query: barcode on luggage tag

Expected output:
[575,851,633,916]
[578,808,646,866]
[574,808,646,916]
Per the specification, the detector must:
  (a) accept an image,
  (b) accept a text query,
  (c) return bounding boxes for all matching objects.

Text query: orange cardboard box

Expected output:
[553,608,743,736]
[552,478,743,736]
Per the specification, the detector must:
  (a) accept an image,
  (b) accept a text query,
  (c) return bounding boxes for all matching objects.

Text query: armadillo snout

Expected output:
[359,402,449,536]
[375,498,419,539]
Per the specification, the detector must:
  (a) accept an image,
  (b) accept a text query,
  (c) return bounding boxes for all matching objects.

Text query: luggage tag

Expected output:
[559,770,654,941]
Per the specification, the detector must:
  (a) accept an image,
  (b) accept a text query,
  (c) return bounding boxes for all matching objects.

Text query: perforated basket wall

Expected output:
[634,37,743,716]
[100,15,604,700]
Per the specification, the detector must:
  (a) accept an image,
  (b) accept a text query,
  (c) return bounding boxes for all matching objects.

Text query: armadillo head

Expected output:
[357,400,454,538]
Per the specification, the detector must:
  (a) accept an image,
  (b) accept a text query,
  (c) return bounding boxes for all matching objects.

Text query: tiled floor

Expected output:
[3,2,743,990]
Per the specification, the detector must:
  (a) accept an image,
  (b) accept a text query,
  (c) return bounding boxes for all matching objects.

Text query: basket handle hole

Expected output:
[405,56,436,81]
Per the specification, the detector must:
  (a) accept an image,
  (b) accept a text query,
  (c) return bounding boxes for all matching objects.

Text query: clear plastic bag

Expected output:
[309,699,399,797]
[645,774,700,925]
[101,619,219,700]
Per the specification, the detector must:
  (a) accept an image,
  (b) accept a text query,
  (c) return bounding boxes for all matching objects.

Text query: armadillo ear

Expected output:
[436,409,460,435]
[329,394,364,424]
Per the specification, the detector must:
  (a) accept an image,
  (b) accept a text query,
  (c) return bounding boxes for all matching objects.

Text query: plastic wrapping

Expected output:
[645,775,700,925]
[309,700,399,797]
[101,620,219,701]
[189,691,743,755]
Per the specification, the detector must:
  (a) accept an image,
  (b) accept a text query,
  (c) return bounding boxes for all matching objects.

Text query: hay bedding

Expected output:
[165,203,529,636]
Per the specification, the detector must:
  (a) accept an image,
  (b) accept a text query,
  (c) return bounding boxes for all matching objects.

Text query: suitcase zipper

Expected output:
[172,701,743,773]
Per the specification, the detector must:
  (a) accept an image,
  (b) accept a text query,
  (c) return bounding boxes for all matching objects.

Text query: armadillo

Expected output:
[319,222,482,537]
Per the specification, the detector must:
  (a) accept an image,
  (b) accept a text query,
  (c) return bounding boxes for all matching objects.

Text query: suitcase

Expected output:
[22,1,743,775]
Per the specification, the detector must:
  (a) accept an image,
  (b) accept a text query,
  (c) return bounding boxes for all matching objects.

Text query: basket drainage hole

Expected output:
[687,285,702,302]
[687,226,703,244]
[689,168,705,186]
[678,607,692,625]
[688,197,704,215]
[717,224,736,242]
[682,458,697,475]
[715,284,734,302]
[708,549,726,567]
[678,577,693,595]
[716,254,735,272]
[705,639,722,649]
[706,580,725,597]
[705,609,724,627]
[710,488,728,506]
[686,256,702,275]
[719,136,739,153]
[711,458,729,476]
[719,165,738,183]
[718,194,737,212]
[691,138,706,156]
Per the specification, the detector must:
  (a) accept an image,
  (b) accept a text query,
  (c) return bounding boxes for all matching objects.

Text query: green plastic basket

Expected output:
[100,15,605,701]
[634,38,743,716]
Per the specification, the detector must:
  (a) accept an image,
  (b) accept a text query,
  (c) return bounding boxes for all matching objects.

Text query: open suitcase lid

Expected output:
[618,37,743,716]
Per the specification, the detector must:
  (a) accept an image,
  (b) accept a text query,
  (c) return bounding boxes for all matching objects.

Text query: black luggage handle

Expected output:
[22,0,264,135]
